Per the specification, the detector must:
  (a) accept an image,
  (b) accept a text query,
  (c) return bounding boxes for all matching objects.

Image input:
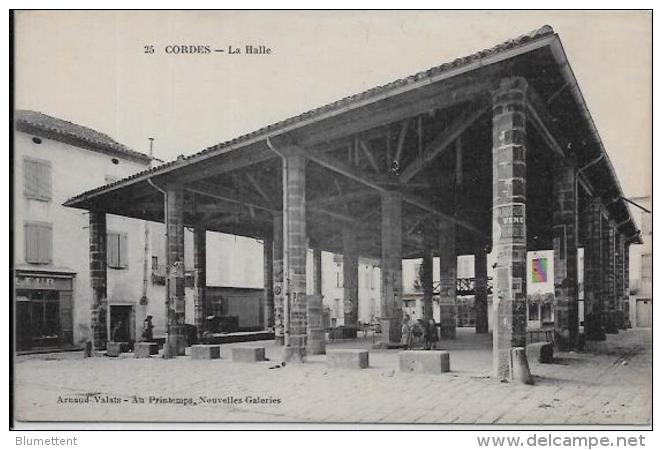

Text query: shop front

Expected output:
[15,269,75,352]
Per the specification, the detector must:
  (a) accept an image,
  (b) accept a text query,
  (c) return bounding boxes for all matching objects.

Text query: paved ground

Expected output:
[13,328,651,426]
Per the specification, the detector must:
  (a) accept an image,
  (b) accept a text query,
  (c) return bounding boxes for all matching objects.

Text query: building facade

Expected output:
[628,196,652,327]
[14,111,267,352]
[14,111,152,351]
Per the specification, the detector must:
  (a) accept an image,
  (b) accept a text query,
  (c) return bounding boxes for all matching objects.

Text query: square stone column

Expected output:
[474,245,489,334]
[623,243,631,328]
[343,227,359,334]
[263,234,274,330]
[165,183,186,356]
[273,212,285,345]
[193,226,207,337]
[583,201,606,341]
[312,247,322,295]
[438,220,457,339]
[552,159,579,350]
[615,232,625,329]
[380,190,403,346]
[491,77,529,380]
[421,226,435,321]
[282,154,307,363]
[604,222,618,333]
[307,246,326,354]
[89,211,108,350]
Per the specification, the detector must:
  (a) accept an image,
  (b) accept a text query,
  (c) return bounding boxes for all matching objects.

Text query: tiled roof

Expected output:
[65,25,556,204]
[15,110,151,163]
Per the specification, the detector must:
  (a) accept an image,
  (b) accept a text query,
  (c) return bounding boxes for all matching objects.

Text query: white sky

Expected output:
[14,10,651,198]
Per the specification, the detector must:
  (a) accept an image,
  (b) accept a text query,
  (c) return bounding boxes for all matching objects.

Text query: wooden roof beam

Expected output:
[399,102,489,183]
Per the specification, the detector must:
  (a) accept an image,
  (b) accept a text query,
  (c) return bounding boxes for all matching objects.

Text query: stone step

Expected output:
[106,342,129,357]
[190,344,221,360]
[232,346,266,363]
[526,341,554,364]
[399,350,450,374]
[134,342,159,358]
[326,349,369,369]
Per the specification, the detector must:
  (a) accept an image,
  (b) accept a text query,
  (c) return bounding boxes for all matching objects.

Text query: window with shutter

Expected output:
[107,232,128,269]
[23,157,52,201]
[25,222,53,264]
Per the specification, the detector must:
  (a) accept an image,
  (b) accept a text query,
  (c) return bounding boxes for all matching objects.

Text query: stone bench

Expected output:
[106,342,129,357]
[526,341,554,364]
[232,346,266,363]
[399,350,450,374]
[326,349,369,369]
[134,342,159,358]
[191,344,221,360]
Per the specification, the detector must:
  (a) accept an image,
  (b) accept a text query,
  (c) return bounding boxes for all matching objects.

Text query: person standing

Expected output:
[424,318,439,350]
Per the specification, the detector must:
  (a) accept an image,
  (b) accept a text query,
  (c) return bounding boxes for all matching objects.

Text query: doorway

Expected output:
[16,289,60,350]
[109,305,135,343]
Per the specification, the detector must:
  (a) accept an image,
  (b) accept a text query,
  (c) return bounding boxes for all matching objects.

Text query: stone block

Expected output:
[526,342,554,364]
[106,341,129,357]
[399,350,450,374]
[191,344,221,360]
[134,342,159,358]
[232,346,266,362]
[326,349,369,369]
[510,347,534,385]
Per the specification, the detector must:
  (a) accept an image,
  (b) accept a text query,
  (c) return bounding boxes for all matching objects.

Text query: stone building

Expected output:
[14,110,152,351]
[13,110,265,352]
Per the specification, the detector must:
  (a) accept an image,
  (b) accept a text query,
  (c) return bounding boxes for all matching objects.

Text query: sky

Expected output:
[13,10,652,199]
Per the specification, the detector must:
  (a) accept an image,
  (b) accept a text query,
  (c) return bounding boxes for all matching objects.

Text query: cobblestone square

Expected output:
[14,328,651,426]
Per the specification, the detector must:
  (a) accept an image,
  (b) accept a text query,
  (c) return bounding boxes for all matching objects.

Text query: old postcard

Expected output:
[11,10,652,429]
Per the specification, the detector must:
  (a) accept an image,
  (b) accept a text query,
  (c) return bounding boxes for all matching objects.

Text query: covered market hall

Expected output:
[64,26,640,380]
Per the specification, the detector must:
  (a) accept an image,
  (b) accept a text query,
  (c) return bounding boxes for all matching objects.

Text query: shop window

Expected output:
[107,231,128,269]
[23,157,52,201]
[25,222,53,264]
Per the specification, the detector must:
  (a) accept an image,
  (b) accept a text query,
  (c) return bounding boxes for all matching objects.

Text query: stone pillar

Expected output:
[491,77,528,380]
[623,243,631,328]
[165,183,186,356]
[615,232,625,330]
[307,247,326,354]
[380,190,403,346]
[89,211,108,350]
[273,212,285,345]
[421,226,435,321]
[283,154,307,362]
[263,234,274,330]
[343,227,359,335]
[552,159,579,350]
[583,201,605,341]
[604,222,618,333]
[193,226,207,337]
[474,245,489,334]
[438,220,457,339]
[312,247,322,295]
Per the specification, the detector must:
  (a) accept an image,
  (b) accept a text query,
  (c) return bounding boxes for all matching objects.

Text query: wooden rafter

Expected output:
[360,140,380,173]
[186,181,276,213]
[399,102,489,183]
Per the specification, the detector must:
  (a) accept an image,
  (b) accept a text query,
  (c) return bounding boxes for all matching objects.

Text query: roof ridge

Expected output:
[15,109,151,162]
[64,25,556,205]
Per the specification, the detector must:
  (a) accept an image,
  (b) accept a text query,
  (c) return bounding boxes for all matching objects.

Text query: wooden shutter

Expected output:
[40,224,52,263]
[107,232,119,268]
[119,233,128,268]
[23,158,52,201]
[25,223,39,263]
[25,222,52,264]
